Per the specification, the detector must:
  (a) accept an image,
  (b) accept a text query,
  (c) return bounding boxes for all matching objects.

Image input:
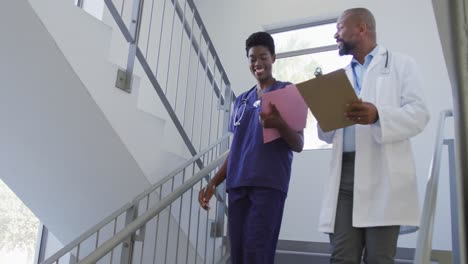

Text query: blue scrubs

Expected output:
[228,187,286,264]
[227,80,293,263]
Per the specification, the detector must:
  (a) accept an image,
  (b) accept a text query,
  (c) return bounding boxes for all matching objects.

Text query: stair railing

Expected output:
[414,109,464,263]
[100,1,235,235]
[76,151,229,264]
[41,135,230,264]
[101,0,235,162]
[44,0,237,262]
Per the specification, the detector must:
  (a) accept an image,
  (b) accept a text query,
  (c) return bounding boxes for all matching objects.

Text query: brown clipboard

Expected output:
[296,69,358,132]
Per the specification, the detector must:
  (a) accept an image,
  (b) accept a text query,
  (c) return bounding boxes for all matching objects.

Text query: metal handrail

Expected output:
[184,0,230,87]
[104,0,235,165]
[42,202,132,264]
[78,150,229,264]
[170,0,234,104]
[41,134,229,264]
[103,0,235,104]
[133,133,230,203]
[414,109,453,263]
[104,0,204,168]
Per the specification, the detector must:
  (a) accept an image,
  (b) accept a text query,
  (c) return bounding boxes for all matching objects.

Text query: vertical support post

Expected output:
[120,206,138,264]
[211,83,231,238]
[35,224,48,264]
[450,0,468,262]
[446,139,462,264]
[76,0,85,8]
[116,0,144,93]
[69,254,77,264]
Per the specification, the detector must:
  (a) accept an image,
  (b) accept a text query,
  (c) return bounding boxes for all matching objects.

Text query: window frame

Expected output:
[267,18,339,59]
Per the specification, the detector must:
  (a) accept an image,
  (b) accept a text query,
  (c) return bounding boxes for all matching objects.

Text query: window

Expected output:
[269,21,352,150]
[0,179,41,264]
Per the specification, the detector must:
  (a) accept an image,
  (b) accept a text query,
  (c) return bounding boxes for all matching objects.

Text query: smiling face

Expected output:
[334,13,361,56]
[247,45,276,84]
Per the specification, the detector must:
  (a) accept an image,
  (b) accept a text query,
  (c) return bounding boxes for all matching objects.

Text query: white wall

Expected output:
[0,0,150,245]
[194,0,454,250]
[28,0,184,185]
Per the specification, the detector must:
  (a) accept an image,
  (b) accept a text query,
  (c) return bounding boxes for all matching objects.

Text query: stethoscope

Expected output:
[356,49,391,73]
[314,49,391,78]
[350,49,391,92]
[233,87,258,127]
[381,49,391,74]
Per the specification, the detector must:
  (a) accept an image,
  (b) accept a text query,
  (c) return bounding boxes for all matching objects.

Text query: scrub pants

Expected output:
[228,186,287,264]
[330,152,400,264]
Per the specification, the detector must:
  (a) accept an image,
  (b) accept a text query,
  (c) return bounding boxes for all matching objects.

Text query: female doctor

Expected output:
[317,8,430,264]
[199,32,304,263]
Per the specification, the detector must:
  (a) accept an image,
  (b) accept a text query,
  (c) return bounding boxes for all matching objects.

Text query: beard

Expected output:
[338,41,354,56]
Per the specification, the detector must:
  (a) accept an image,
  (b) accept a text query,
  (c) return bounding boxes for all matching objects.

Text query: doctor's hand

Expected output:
[345,99,379,125]
[198,183,216,210]
[259,103,286,130]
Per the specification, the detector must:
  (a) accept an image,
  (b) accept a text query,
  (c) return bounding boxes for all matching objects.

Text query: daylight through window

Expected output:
[270,21,352,150]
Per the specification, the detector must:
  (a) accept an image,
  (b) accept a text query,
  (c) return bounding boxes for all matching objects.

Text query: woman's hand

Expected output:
[198,183,216,210]
[259,102,286,130]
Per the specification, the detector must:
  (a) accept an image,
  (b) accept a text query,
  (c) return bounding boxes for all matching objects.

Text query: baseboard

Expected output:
[276,240,452,263]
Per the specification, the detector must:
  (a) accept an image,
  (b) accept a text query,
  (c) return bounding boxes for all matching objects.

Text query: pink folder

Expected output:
[262,84,308,143]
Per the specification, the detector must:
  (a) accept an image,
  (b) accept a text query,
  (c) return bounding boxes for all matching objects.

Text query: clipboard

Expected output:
[296,69,358,132]
[262,84,308,143]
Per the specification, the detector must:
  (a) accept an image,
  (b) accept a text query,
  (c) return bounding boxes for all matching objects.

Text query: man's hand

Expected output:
[259,102,286,130]
[198,183,216,210]
[345,99,379,124]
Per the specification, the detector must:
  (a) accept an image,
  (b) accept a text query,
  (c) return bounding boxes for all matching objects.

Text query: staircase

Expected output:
[3,0,233,262]
[29,0,188,182]
[274,241,437,264]
[0,0,151,245]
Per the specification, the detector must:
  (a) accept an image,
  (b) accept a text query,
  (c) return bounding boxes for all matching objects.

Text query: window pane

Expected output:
[273,23,338,54]
[272,50,352,150]
[304,111,331,150]
[0,180,41,264]
[273,49,351,83]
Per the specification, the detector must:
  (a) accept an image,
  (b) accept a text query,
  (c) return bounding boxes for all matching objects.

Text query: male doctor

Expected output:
[317,8,430,264]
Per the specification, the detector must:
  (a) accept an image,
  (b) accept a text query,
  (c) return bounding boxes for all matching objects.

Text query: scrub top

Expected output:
[227,80,293,194]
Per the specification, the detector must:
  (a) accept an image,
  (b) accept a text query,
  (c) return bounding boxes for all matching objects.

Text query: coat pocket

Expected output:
[375,76,400,106]
[375,76,385,105]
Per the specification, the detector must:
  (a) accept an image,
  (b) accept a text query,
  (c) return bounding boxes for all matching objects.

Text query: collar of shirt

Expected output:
[350,45,379,95]
[351,45,379,69]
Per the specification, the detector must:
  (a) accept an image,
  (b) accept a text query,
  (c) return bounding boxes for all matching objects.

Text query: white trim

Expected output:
[276,44,338,59]
[263,15,338,33]
[34,224,48,264]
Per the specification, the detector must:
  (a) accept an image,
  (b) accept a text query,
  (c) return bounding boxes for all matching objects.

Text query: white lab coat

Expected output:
[318,46,430,234]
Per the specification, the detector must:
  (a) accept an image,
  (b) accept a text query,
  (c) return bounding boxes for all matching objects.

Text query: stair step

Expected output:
[275,250,438,264]
[275,250,329,264]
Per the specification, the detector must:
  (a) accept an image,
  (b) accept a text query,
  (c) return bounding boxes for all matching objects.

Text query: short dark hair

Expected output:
[245,32,275,57]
